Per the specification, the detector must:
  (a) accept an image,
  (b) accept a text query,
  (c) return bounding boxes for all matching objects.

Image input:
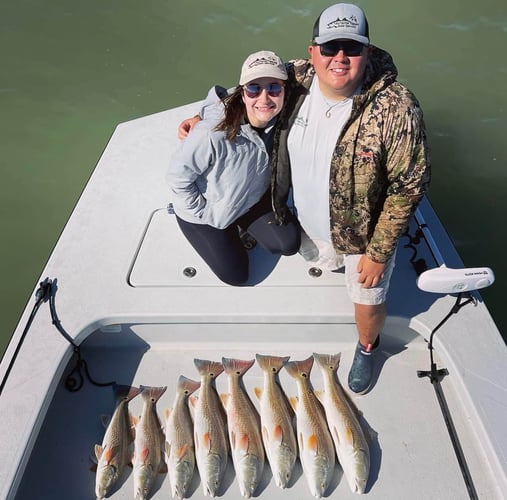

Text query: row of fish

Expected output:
[93,353,370,499]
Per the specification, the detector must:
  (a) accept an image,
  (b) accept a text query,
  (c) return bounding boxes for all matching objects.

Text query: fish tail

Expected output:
[221,357,255,377]
[194,358,224,378]
[255,353,290,374]
[113,383,142,403]
[140,385,167,403]
[177,375,200,395]
[313,352,341,373]
[284,355,314,379]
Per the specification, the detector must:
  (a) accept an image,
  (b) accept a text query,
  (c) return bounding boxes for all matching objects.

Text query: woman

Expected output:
[167,51,300,285]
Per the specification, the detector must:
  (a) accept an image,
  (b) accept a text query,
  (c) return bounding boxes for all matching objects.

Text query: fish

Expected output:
[285,356,335,498]
[313,352,370,494]
[221,357,265,498]
[133,385,168,500]
[254,354,297,489]
[94,384,142,499]
[165,375,200,499]
[191,359,229,497]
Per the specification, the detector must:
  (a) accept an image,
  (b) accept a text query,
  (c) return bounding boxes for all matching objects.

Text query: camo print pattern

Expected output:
[271,47,431,263]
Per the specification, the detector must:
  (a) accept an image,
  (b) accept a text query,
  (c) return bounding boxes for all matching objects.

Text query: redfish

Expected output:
[133,385,167,500]
[313,352,370,494]
[285,356,335,498]
[254,354,297,489]
[94,384,141,499]
[192,359,229,497]
[165,376,200,499]
[221,357,265,498]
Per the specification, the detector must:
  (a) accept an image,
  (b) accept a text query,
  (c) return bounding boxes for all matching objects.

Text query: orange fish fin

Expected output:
[254,387,262,400]
[104,446,116,463]
[202,432,211,452]
[238,433,249,452]
[273,425,283,445]
[289,396,298,412]
[165,408,171,420]
[220,393,229,408]
[140,447,150,462]
[307,434,318,454]
[176,444,189,460]
[344,427,354,446]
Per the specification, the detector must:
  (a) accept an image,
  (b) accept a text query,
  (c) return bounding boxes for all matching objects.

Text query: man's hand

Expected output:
[357,255,386,289]
[178,115,202,139]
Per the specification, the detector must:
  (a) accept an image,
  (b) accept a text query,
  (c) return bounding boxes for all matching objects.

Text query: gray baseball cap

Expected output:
[313,3,369,45]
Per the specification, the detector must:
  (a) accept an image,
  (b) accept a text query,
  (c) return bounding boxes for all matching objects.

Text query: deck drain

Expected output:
[183,267,197,278]
[308,267,323,277]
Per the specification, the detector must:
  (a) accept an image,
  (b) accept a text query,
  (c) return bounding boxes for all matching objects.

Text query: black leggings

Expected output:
[175,193,301,285]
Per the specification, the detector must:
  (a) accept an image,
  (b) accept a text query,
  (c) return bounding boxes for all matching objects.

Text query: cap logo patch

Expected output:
[326,15,359,31]
[248,56,278,68]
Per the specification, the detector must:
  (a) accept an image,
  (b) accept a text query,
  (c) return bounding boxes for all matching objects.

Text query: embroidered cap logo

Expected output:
[326,15,359,31]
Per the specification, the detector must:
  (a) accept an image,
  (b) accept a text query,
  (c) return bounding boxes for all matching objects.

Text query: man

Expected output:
[179,3,431,394]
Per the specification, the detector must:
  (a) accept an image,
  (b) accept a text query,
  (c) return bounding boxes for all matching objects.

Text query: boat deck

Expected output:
[2,104,506,499]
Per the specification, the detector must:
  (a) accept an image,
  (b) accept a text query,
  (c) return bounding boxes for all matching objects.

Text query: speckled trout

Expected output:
[285,356,335,498]
[313,352,370,494]
[254,354,297,489]
[192,359,229,497]
[164,376,200,500]
[133,385,167,500]
[94,384,141,499]
[221,357,265,498]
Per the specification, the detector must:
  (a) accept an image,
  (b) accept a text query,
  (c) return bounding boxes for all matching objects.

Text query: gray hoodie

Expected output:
[167,87,275,229]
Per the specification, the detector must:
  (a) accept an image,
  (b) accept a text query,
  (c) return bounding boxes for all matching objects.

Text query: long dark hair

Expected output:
[214,86,245,142]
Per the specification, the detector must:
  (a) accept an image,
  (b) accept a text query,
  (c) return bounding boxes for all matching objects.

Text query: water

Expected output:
[1,0,506,355]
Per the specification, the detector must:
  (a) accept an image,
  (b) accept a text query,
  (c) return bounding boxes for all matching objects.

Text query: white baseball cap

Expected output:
[239,50,288,86]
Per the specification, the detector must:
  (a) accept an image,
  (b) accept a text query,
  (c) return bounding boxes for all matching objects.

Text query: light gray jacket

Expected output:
[167,92,273,229]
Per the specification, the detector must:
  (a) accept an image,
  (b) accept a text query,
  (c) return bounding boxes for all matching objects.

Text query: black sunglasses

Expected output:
[318,40,366,57]
[243,82,284,98]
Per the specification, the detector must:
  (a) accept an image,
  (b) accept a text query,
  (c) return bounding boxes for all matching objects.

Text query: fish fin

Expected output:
[189,394,197,409]
[175,444,189,460]
[284,356,314,379]
[314,390,323,402]
[289,396,298,411]
[344,427,354,446]
[255,353,290,373]
[165,407,171,420]
[103,446,116,464]
[100,414,111,429]
[202,431,211,452]
[332,426,341,446]
[165,441,171,458]
[238,433,249,453]
[307,434,318,454]
[178,375,200,395]
[273,425,283,445]
[94,444,103,461]
[140,447,150,462]
[254,387,262,400]
[131,415,139,427]
[194,358,224,378]
[220,393,229,408]
[140,385,167,404]
[222,357,255,376]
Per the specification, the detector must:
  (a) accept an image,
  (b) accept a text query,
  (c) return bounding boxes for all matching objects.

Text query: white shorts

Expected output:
[343,252,396,305]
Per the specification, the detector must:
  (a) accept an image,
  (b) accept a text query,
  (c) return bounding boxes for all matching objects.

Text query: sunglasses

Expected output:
[243,82,284,98]
[318,40,366,57]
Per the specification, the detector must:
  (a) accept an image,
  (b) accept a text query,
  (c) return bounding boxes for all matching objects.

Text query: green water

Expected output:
[1,0,506,354]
